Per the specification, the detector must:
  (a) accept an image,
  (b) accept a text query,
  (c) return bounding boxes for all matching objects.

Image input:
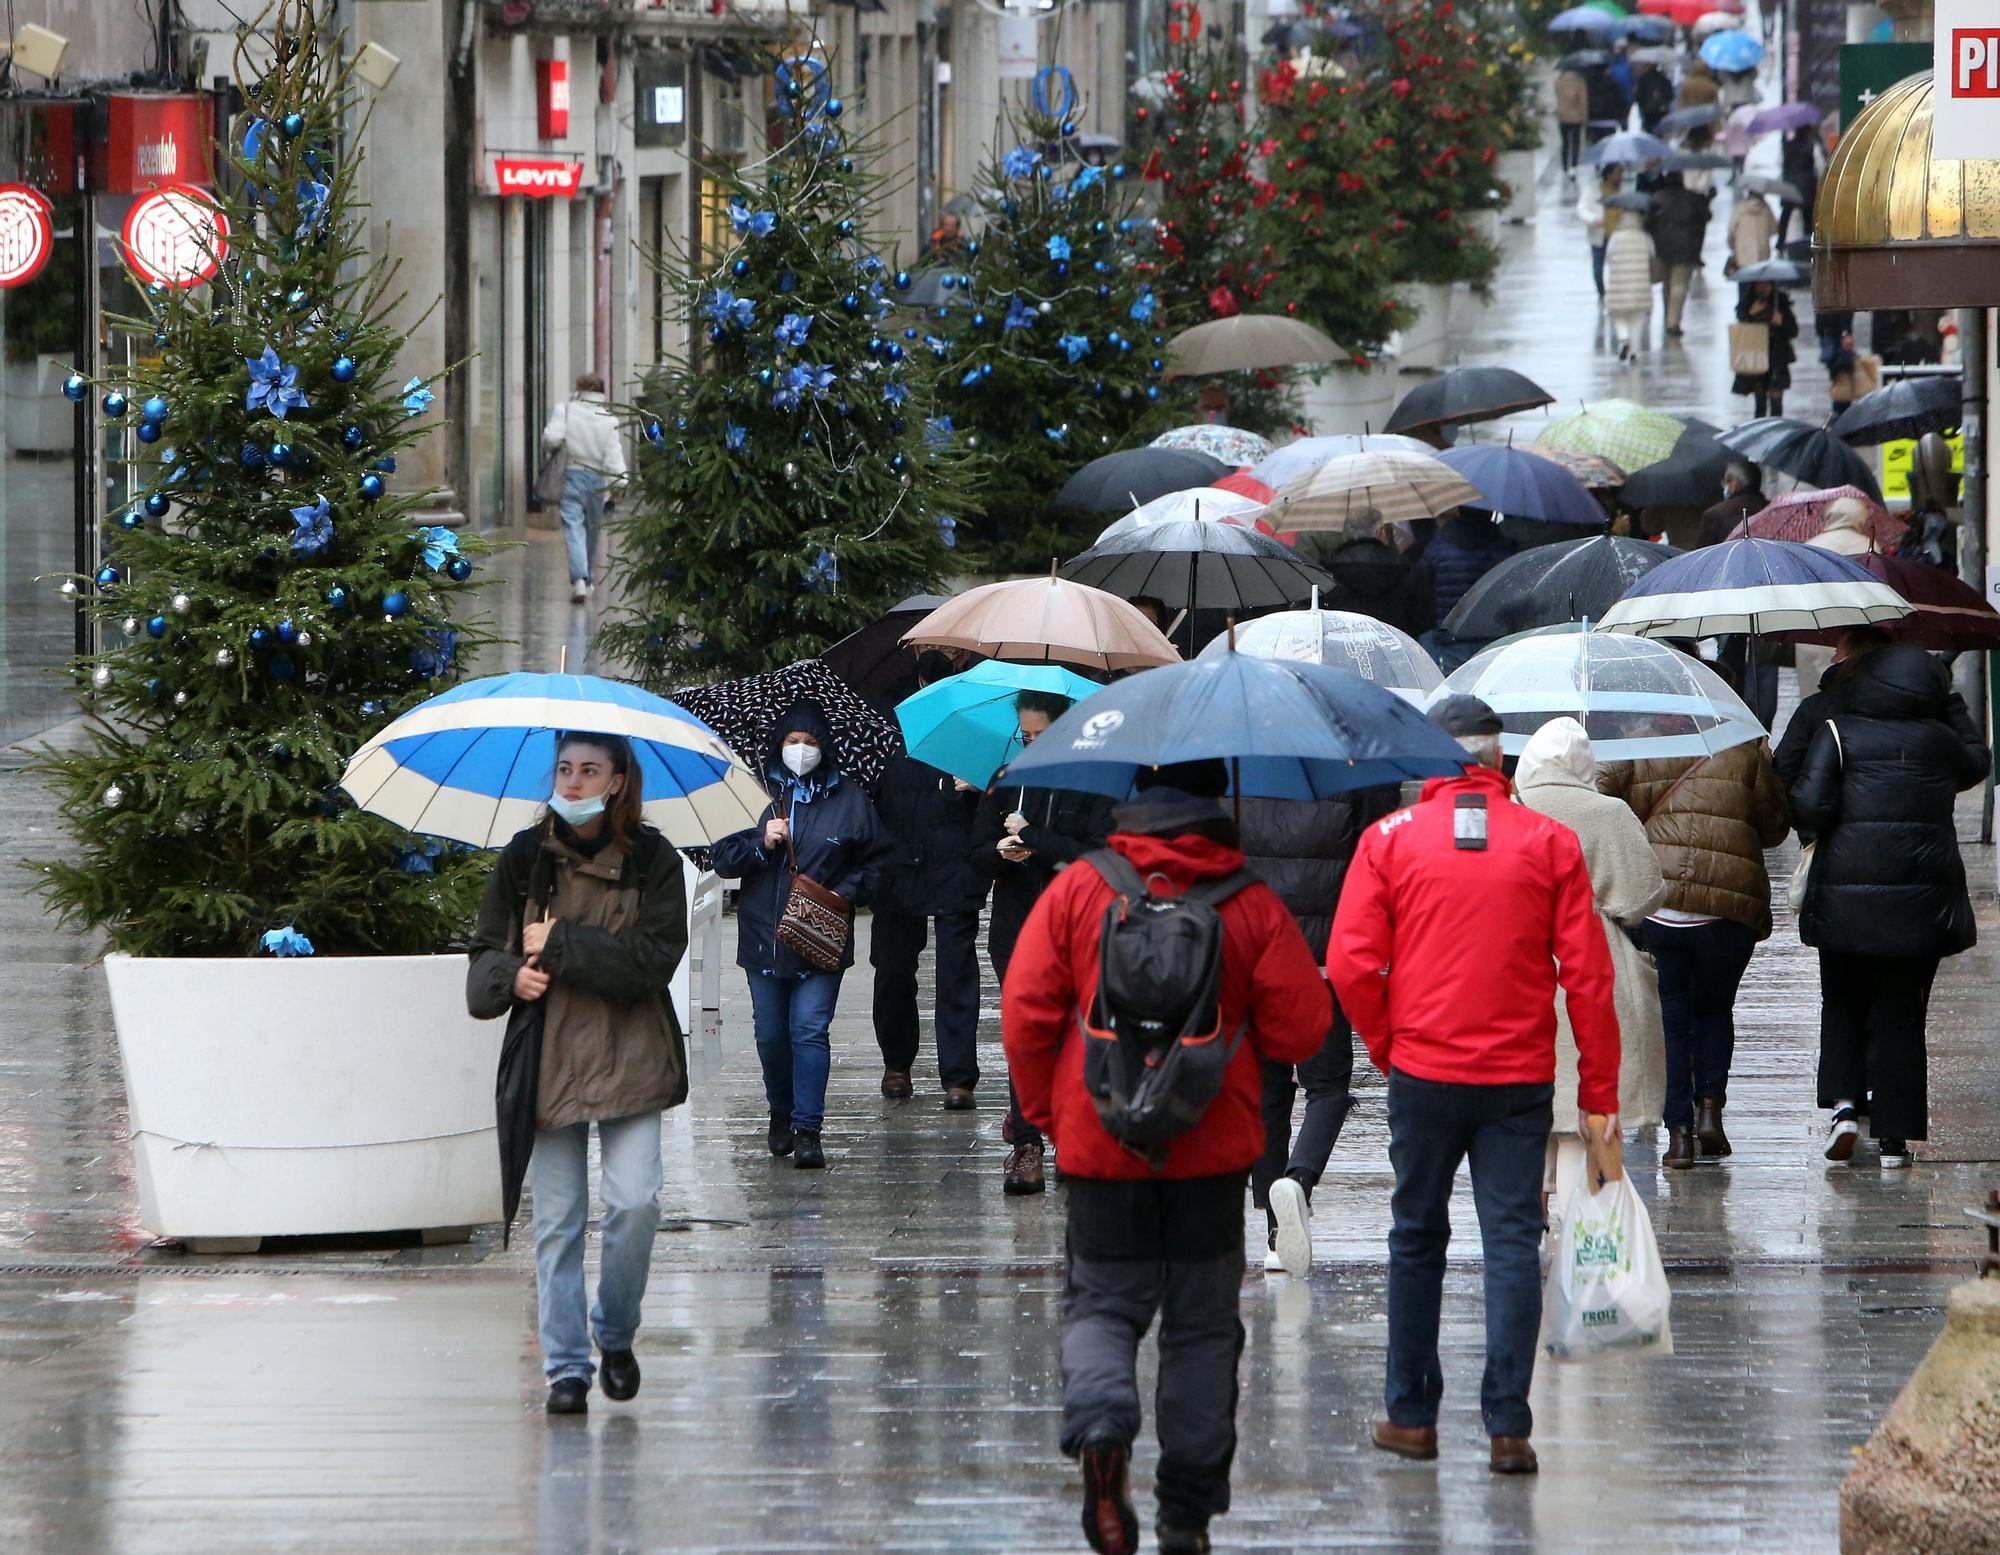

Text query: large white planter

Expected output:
[1500,149,1539,223]
[1387,283,1455,372]
[105,952,506,1243]
[1297,361,1401,437]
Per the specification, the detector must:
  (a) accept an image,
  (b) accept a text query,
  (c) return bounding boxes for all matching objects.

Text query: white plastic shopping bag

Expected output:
[1541,1173,1673,1361]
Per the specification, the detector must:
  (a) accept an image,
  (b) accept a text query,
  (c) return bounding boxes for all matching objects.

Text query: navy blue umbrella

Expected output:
[996,652,1470,801]
[1434,445,1607,527]
[1597,538,1912,637]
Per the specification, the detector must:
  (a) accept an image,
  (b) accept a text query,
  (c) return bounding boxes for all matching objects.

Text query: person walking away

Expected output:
[540,372,628,604]
[711,698,892,1170]
[1417,511,1512,670]
[1603,203,1656,360]
[1555,67,1589,175]
[1679,125,1721,197]
[1598,685,1787,1168]
[1777,125,1822,246]
[1779,637,1988,1168]
[1827,331,1880,416]
[1645,172,1711,340]
[870,652,988,1109]
[1302,506,1435,638]
[1003,759,1328,1555]
[1578,164,1619,301]
[1726,191,1779,278]
[1698,459,1768,547]
[1676,60,1720,113]
[467,733,689,1416]
[1514,719,1667,1223]
[1635,64,1674,135]
[1733,280,1798,418]
[971,690,1117,1194]
[1606,41,1635,126]
[1794,494,1879,698]
[1239,776,1403,1275]
[1584,65,1627,141]
[1328,696,1622,1475]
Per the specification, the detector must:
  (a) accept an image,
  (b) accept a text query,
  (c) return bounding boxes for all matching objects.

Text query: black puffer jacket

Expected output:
[1417,516,1513,623]
[870,756,988,917]
[969,783,1115,972]
[1788,645,1989,959]
[1310,536,1436,638]
[1237,787,1403,960]
[1646,182,1712,266]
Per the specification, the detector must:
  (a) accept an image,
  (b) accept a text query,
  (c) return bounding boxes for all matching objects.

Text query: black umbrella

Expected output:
[1059,521,1333,624]
[1054,447,1231,512]
[1731,258,1810,287]
[819,594,951,705]
[495,997,545,1251]
[1443,534,1685,639]
[1658,104,1722,135]
[1618,427,1734,509]
[1829,374,1963,445]
[1384,366,1555,434]
[672,659,905,790]
[1717,417,1883,501]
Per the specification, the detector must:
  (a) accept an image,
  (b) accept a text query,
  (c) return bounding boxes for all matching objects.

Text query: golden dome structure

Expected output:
[1812,72,2000,310]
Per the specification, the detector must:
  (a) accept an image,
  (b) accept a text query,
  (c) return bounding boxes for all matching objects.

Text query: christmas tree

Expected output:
[599,58,978,687]
[931,107,1190,576]
[33,0,491,958]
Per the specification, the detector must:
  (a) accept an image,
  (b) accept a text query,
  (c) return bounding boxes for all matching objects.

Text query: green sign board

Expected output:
[1840,42,1931,127]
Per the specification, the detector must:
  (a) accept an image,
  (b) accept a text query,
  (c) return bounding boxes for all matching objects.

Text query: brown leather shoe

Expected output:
[1370,1420,1438,1460]
[1695,1096,1732,1157]
[1003,1140,1046,1195]
[880,1069,913,1100]
[1490,1435,1538,1474]
[943,1087,976,1111]
[1663,1125,1696,1170]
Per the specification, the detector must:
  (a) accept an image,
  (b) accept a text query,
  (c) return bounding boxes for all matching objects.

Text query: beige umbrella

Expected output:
[901,572,1181,672]
[1270,449,1483,530]
[1164,314,1345,377]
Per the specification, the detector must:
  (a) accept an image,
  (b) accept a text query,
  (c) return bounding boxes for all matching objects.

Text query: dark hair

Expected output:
[1840,625,1892,653]
[1136,758,1229,798]
[550,732,645,848]
[1128,595,1169,624]
[575,371,605,393]
[1015,689,1074,723]
[914,649,957,684]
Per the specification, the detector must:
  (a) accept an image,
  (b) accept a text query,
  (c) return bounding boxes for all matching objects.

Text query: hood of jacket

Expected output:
[1837,642,1952,722]
[1515,718,1596,792]
[762,696,843,788]
[1107,791,1246,885]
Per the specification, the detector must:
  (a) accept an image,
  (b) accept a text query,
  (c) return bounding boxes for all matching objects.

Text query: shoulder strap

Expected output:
[1083,847,1146,899]
[1826,719,1844,764]
[1183,868,1258,909]
[1652,755,1711,814]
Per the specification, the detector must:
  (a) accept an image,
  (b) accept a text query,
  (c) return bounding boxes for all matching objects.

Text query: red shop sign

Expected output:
[494,156,585,197]
[98,93,213,196]
[0,184,55,288]
[121,185,228,289]
[537,59,571,139]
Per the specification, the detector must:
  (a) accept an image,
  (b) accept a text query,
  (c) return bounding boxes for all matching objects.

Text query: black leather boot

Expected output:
[1695,1096,1732,1158]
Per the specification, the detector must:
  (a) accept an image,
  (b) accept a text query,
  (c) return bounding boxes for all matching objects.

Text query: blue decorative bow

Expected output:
[1004,297,1038,332]
[413,525,460,571]
[701,288,756,330]
[245,345,308,419]
[775,312,814,349]
[259,924,316,958]
[1047,235,1072,261]
[1058,334,1092,364]
[402,377,435,417]
[1002,146,1042,180]
[1130,289,1156,324]
[725,421,747,451]
[728,201,776,238]
[289,496,334,558]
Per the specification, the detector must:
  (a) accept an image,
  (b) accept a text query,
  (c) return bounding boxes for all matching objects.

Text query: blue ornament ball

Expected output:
[374,456,396,474]
[1096,285,1111,300]
[1111,163,1128,180]
[341,424,364,450]
[62,373,87,402]
[153,332,168,347]
[446,556,473,583]
[732,258,749,278]
[281,112,305,138]
[972,312,987,329]
[885,342,905,362]
[95,565,121,588]
[249,627,271,652]
[276,618,298,645]
[120,508,144,529]
[267,653,295,683]
[890,417,905,432]
[903,327,918,339]
[330,355,357,383]
[893,270,911,291]
[1150,357,1164,371]
[707,326,724,344]
[358,473,385,501]
[838,157,854,173]
[270,741,292,762]
[1147,386,1160,400]
[891,454,906,471]
[1093,221,1107,236]
[144,492,171,518]
[1054,262,1069,278]
[826,97,844,120]
[141,396,168,422]
[757,368,774,387]
[146,615,166,639]
[145,677,161,701]
[382,591,409,617]
[240,442,266,469]
[1091,381,1105,396]
[286,288,311,312]
[841,292,860,312]
[325,585,350,611]
[941,275,956,291]
[102,392,128,418]
[136,420,162,444]
[966,240,980,257]
[271,442,294,468]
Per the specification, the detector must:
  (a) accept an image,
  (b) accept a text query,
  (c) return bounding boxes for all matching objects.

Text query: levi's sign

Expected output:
[1932,0,2000,159]
[492,156,585,197]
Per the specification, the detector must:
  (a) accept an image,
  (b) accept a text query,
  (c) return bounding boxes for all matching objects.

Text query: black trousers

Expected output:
[991,945,1042,1146]
[1251,1010,1356,1219]
[1817,951,1939,1142]
[870,907,981,1090]
[1060,1174,1248,1528]
[1559,122,1584,171]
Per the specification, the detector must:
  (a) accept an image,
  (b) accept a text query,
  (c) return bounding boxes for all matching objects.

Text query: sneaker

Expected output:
[1264,1234,1286,1274]
[1269,1175,1312,1277]
[1824,1104,1860,1163]
[1003,1140,1046,1195]
[1079,1437,1138,1555]
[1878,1139,1912,1169]
[570,579,589,603]
[599,1347,640,1402]
[546,1377,589,1415]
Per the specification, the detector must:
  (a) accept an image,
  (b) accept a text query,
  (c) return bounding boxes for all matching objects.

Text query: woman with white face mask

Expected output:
[711,697,892,1169]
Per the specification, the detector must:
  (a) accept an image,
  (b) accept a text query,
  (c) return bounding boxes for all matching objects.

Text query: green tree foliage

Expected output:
[600,65,977,686]
[32,0,491,957]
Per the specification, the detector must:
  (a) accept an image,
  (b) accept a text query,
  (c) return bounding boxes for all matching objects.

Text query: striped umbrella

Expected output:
[1270,450,1483,530]
[1250,433,1434,490]
[1534,399,1687,472]
[1150,424,1274,467]
[1596,539,1913,637]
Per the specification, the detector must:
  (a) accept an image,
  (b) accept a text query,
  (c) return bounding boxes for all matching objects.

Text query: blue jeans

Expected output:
[748,969,842,1132]
[1385,1070,1551,1439]
[1644,918,1756,1129]
[530,1111,663,1382]
[1590,242,1607,298]
[558,464,605,584]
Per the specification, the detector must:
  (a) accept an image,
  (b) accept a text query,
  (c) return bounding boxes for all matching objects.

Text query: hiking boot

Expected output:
[880,1068,913,1100]
[792,1129,825,1169]
[767,1112,794,1157]
[1371,1420,1438,1460]
[600,1348,640,1402]
[1663,1125,1696,1170]
[943,1087,977,1111]
[1003,1140,1046,1195]
[546,1377,589,1415]
[1157,1520,1212,1555]
[1695,1096,1732,1158]
[1078,1437,1138,1555]
[1269,1175,1312,1277]
[1490,1435,1539,1474]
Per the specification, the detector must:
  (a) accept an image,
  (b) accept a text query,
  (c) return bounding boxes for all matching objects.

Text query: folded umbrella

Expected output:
[1730,257,1810,286]
[1164,314,1345,376]
[1535,398,1687,471]
[819,593,953,703]
[1525,447,1629,489]
[1094,487,1268,542]
[1150,424,1274,467]
[1582,130,1675,166]
[671,659,906,791]
[1434,444,1607,526]
[1829,374,1962,445]
[1658,104,1724,135]
[895,659,1105,789]
[1063,521,1333,632]
[1384,365,1555,434]
[1617,426,1733,508]
[903,572,1181,672]
[1596,538,1913,636]
[1747,102,1823,135]
[494,997,544,1250]
[1725,484,1906,548]
[1055,447,1232,512]
[1198,596,1444,705]
[1250,433,1433,490]
[1778,550,2000,652]
[999,653,1470,801]
[1699,29,1763,71]
[1443,534,1685,639]
[1717,416,1883,500]
[1270,449,1483,530]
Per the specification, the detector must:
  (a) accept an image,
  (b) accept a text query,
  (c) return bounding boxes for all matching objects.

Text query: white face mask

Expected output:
[548,791,606,825]
[782,743,821,778]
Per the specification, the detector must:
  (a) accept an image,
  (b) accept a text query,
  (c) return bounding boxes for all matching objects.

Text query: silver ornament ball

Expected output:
[214,647,235,668]
[295,630,313,648]
[900,473,912,487]
[172,690,190,708]
[102,783,126,809]
[172,592,192,615]
[91,665,113,689]
[784,461,798,479]
[122,616,140,637]
[59,579,78,597]
[1038,301,1052,315]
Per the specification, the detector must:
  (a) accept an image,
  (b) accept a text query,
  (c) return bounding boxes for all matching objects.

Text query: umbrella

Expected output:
[998,653,1470,801]
[1596,538,1913,636]
[1164,314,1345,376]
[1699,29,1764,71]
[1150,423,1274,466]
[1724,485,1906,548]
[1617,427,1733,508]
[1062,522,1333,628]
[1730,257,1810,286]
[1829,375,1963,445]
[339,671,770,850]
[902,573,1181,672]
[1250,433,1434,490]
[494,997,545,1251]
[1665,151,1734,172]
[895,659,1104,789]
[1443,534,1685,639]
[1433,445,1607,526]
[1558,48,1612,69]
[1717,416,1883,500]
[1055,447,1231,511]
[1693,9,1743,34]
[1747,102,1823,135]
[1535,398,1687,471]
[1630,45,1681,65]
[1739,174,1804,203]
[1778,551,2000,652]
[1604,191,1655,211]
[1658,104,1723,135]
[1624,13,1676,39]
[819,594,952,703]
[1212,469,1278,504]
[1094,487,1268,542]
[1582,131,1674,167]
[671,659,906,790]
[1526,446,1629,489]
[1430,631,1766,759]
[1384,366,1555,434]
[1197,598,1444,705]
[1550,7,1628,33]
[1270,449,1483,530]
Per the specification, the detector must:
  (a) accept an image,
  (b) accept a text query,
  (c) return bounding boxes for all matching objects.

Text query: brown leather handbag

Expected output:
[776,836,851,971]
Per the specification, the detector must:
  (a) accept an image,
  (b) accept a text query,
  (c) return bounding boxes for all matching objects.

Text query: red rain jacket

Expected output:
[1326,765,1622,1116]
[1001,826,1330,1180]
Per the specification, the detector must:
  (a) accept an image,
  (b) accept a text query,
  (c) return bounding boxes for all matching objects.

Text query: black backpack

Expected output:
[1076,848,1255,1170]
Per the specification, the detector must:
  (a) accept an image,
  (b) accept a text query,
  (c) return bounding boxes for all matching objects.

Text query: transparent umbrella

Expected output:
[1428,631,1767,759]
[1200,594,1442,705]
[1094,486,1267,542]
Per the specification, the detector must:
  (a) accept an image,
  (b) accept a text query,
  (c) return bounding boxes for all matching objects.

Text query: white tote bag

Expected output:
[1541,1173,1674,1361]
[1786,721,1843,913]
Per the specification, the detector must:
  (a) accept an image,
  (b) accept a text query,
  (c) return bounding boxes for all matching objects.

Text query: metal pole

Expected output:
[1956,307,1990,848]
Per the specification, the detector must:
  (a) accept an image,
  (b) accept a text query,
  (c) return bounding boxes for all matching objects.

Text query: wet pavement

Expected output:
[3,83,1998,1554]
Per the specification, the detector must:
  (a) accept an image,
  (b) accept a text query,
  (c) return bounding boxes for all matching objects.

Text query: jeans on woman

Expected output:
[1644,918,1756,1130]
[1590,243,1607,298]
[531,1111,664,1382]
[749,969,843,1132]
[559,464,605,584]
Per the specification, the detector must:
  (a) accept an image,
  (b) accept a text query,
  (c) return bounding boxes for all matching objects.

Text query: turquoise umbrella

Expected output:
[895,660,1104,789]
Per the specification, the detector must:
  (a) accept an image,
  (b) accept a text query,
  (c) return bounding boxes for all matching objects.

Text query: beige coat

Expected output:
[1517,720,1670,1131]
[1604,224,1656,318]
[1555,71,1589,125]
[1728,197,1778,270]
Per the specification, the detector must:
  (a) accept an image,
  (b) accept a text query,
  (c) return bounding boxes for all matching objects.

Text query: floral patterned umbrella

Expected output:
[1151,424,1274,467]
[1524,446,1629,489]
[1724,485,1907,549]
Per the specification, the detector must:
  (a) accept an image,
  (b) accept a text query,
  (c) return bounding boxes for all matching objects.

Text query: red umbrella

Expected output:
[1212,469,1295,545]
[1724,485,1906,549]
[1781,551,2000,650]
[1639,0,1736,20]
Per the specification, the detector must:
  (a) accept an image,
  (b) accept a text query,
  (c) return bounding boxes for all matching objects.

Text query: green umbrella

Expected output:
[1585,0,1630,13]
[1533,399,1687,473]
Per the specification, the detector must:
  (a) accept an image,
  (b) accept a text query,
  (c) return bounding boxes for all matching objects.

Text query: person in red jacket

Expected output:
[1003,759,1328,1555]
[1327,695,1622,1478]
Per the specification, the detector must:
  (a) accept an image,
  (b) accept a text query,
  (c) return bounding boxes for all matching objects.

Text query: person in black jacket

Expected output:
[1300,509,1435,638]
[1645,172,1711,339]
[870,652,989,1109]
[1785,640,1989,1168]
[711,698,892,1170]
[1634,64,1674,135]
[1732,281,1797,418]
[970,689,1116,1194]
[1416,512,1512,671]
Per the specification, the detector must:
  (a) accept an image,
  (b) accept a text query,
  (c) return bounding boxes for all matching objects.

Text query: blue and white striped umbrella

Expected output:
[340,672,771,849]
